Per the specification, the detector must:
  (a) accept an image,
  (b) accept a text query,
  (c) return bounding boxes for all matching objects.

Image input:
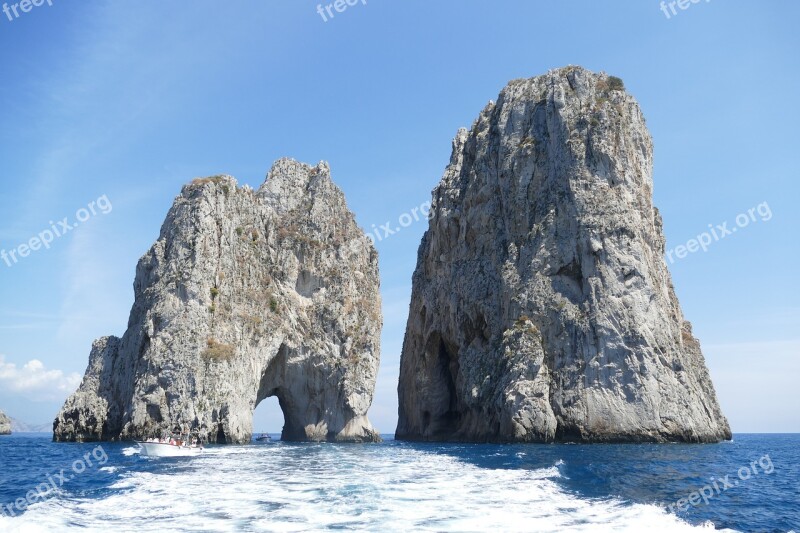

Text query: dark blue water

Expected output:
[0,433,797,532]
[415,434,799,532]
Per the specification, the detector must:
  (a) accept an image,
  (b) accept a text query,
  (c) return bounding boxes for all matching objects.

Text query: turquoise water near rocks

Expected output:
[0,433,797,532]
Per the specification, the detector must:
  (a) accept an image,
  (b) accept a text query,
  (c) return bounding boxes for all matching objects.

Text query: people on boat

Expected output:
[141,431,204,449]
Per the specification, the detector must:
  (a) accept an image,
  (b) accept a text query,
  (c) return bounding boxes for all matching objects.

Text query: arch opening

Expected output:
[252,396,283,441]
[252,343,305,442]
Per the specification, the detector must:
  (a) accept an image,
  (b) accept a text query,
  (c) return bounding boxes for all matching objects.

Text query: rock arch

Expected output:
[54,160,382,444]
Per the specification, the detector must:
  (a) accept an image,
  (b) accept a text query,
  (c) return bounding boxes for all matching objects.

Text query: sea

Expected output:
[0,433,797,532]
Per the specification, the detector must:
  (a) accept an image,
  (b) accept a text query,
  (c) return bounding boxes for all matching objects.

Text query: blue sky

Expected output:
[0,1,797,434]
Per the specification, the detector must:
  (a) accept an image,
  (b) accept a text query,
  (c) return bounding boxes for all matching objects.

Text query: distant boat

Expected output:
[137,433,204,457]
[255,433,272,442]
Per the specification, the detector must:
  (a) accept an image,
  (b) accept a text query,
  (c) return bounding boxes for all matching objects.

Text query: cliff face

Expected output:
[0,411,10,435]
[397,67,731,443]
[54,159,382,444]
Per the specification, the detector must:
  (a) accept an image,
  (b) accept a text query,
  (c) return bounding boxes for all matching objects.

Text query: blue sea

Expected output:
[0,433,797,532]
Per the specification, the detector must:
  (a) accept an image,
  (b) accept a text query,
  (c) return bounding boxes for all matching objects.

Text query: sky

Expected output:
[0,0,798,435]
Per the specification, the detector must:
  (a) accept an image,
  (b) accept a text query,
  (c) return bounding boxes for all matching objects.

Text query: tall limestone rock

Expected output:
[396,66,731,443]
[0,410,10,435]
[54,159,382,444]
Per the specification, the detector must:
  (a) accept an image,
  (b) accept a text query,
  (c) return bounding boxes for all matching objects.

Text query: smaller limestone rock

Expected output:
[54,160,382,444]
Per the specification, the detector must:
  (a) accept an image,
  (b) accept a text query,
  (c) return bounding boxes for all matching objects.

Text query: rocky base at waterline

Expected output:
[396,66,731,444]
[0,410,11,435]
[54,159,382,444]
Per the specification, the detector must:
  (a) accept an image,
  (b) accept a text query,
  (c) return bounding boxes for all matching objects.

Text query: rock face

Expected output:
[396,67,731,443]
[54,159,382,444]
[0,411,10,435]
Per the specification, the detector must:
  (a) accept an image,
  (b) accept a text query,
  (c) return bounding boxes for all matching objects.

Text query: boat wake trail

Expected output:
[0,443,710,532]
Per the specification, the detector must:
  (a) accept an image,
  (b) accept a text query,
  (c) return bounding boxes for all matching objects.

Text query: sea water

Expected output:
[0,434,797,532]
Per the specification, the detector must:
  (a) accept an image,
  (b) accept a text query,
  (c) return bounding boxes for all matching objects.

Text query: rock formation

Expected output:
[0,410,10,435]
[396,66,731,443]
[54,159,382,444]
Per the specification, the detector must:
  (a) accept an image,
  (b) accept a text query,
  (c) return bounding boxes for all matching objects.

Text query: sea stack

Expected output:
[54,159,382,444]
[0,410,10,435]
[396,66,731,443]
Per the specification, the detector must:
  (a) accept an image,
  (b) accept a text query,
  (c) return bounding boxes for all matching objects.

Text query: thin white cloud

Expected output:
[0,355,82,402]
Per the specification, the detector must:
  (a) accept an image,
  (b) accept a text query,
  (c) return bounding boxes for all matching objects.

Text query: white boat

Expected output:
[136,437,204,458]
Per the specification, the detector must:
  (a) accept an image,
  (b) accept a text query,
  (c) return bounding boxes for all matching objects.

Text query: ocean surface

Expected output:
[0,433,797,532]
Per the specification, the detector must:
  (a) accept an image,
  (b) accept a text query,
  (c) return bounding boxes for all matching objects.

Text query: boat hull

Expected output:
[136,441,203,458]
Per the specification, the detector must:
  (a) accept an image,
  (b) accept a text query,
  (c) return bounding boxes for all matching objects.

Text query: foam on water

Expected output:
[121,446,140,457]
[0,443,714,532]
